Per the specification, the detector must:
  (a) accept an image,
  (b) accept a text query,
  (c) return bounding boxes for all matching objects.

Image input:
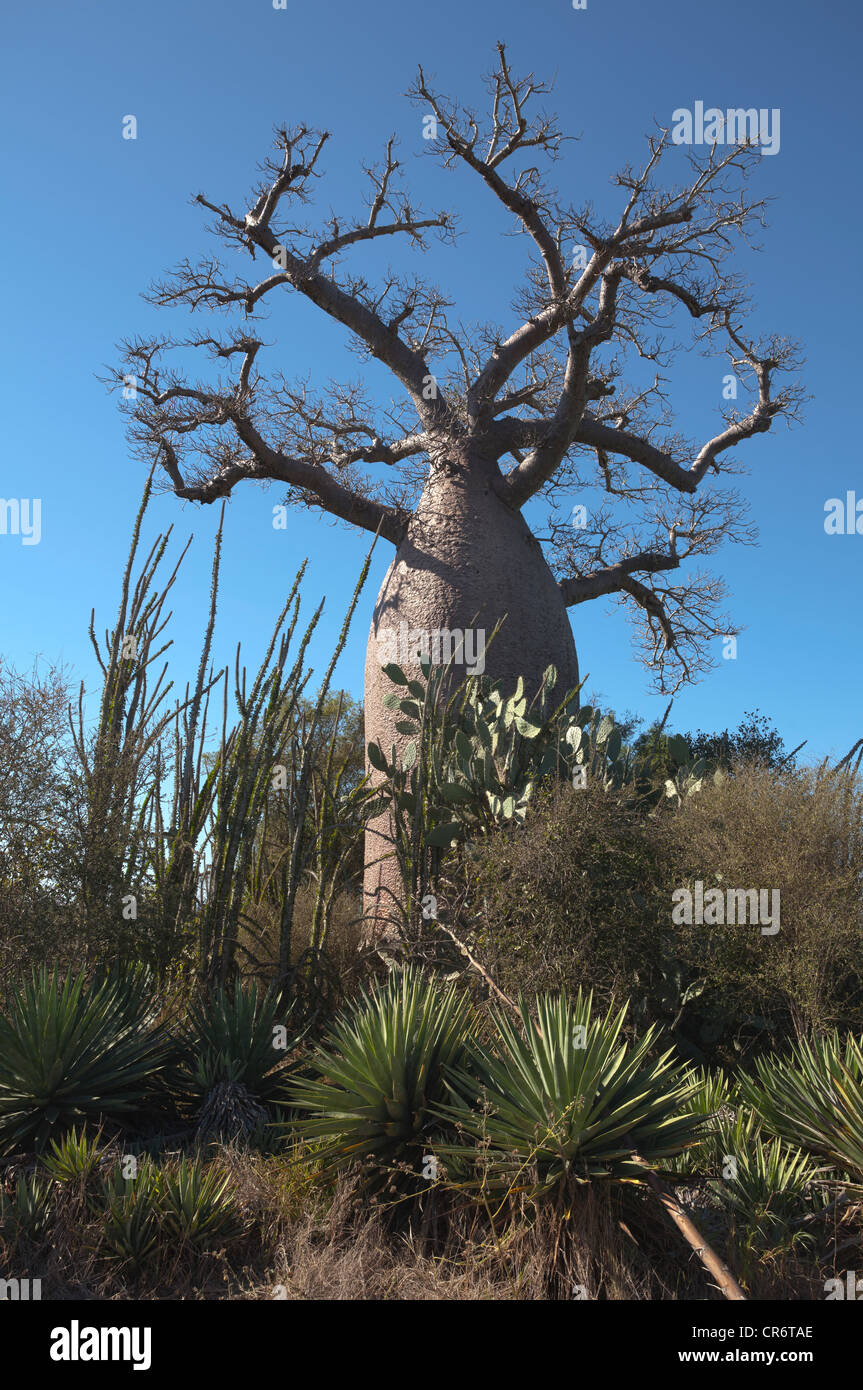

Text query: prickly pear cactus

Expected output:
[367,660,713,875]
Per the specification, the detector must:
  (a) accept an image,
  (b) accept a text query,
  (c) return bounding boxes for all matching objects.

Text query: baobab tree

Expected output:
[113,45,802,929]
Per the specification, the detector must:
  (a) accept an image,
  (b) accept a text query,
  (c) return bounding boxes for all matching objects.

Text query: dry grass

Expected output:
[4,1134,859,1301]
[0,1145,728,1302]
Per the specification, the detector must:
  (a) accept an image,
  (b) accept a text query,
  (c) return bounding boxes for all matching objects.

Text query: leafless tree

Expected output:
[110,44,803,925]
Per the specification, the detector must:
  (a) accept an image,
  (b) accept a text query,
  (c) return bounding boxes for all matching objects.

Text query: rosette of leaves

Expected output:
[289,966,472,1193]
[663,1066,738,1176]
[41,1126,105,1188]
[436,991,703,1196]
[738,1032,863,1183]
[176,981,302,1116]
[0,967,171,1155]
[158,1157,245,1248]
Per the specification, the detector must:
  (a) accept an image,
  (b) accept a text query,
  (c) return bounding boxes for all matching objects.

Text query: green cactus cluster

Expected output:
[369,659,710,839]
[366,658,717,933]
[367,660,580,848]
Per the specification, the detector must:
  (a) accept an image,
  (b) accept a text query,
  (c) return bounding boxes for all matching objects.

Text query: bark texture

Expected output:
[362,459,579,933]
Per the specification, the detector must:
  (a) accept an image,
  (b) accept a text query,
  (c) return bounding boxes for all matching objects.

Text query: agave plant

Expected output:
[664,1066,739,1176]
[739,1032,863,1182]
[0,1172,55,1242]
[176,981,302,1111]
[709,1117,824,1272]
[41,1126,105,1187]
[98,1158,161,1266]
[0,967,171,1155]
[158,1158,245,1248]
[289,966,472,1190]
[438,992,703,1195]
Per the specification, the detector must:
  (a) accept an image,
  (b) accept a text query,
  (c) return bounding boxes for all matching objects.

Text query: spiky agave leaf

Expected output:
[709,1117,825,1266]
[0,967,171,1155]
[158,1157,245,1248]
[437,991,703,1195]
[664,1065,739,1176]
[289,966,472,1189]
[0,1172,56,1241]
[738,1032,863,1182]
[687,1065,737,1117]
[176,981,301,1107]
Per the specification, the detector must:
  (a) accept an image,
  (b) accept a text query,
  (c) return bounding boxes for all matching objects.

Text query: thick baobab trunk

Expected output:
[362,458,579,938]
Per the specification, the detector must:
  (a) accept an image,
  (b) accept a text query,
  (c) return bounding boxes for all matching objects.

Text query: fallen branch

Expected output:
[635,1160,747,1301]
[433,918,524,1019]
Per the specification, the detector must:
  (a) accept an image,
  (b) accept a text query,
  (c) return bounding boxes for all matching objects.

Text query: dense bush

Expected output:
[667,763,863,1043]
[462,762,863,1064]
[0,659,80,983]
[461,779,679,1018]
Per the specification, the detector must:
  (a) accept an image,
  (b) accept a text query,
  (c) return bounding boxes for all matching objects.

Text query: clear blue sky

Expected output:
[1,0,860,760]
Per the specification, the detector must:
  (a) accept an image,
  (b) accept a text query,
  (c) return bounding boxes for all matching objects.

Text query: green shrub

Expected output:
[437,991,702,1196]
[663,1066,738,1177]
[97,1154,244,1262]
[290,966,472,1192]
[176,981,300,1110]
[0,967,171,1154]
